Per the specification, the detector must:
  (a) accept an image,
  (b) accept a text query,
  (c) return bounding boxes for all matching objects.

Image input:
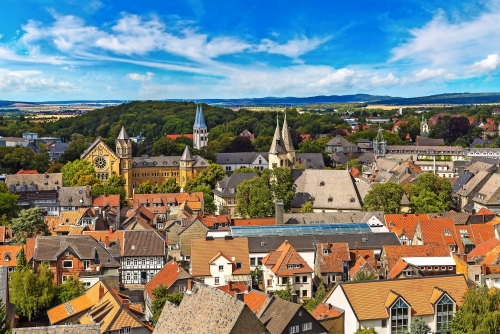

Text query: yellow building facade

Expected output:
[81,127,209,202]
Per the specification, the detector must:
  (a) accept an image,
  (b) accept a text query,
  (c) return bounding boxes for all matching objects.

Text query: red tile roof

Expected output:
[16,169,38,174]
[262,240,313,276]
[387,258,409,279]
[316,243,350,273]
[25,237,36,262]
[476,208,495,216]
[384,213,429,240]
[198,214,231,228]
[166,134,194,140]
[382,244,451,271]
[144,259,191,300]
[232,218,276,226]
[311,303,344,321]
[467,238,500,262]
[216,286,269,314]
[92,195,120,208]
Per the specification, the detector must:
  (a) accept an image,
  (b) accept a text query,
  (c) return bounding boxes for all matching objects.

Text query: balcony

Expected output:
[79,268,101,277]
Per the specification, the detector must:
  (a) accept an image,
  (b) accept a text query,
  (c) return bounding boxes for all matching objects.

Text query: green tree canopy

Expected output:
[354,328,378,334]
[92,175,126,202]
[273,279,293,302]
[299,201,314,213]
[410,318,430,334]
[150,285,184,326]
[57,276,85,304]
[185,163,226,191]
[451,285,500,334]
[61,159,96,187]
[58,138,88,163]
[362,182,404,213]
[152,178,180,194]
[409,173,452,213]
[11,207,47,244]
[10,263,57,321]
[351,270,377,281]
[135,181,153,194]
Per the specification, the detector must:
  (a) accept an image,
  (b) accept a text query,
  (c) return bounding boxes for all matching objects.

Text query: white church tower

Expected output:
[193,103,208,149]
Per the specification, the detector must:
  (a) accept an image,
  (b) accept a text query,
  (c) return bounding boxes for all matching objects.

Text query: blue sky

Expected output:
[1,0,500,101]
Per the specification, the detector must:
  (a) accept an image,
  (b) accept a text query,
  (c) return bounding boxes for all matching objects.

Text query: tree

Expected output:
[410,173,452,213]
[362,182,404,213]
[223,136,255,153]
[273,279,292,302]
[0,191,19,224]
[150,285,184,326]
[46,162,64,173]
[410,318,430,334]
[57,276,85,303]
[151,137,185,156]
[354,328,378,334]
[351,271,376,281]
[92,175,126,202]
[135,181,153,194]
[299,201,314,213]
[61,159,96,187]
[10,263,57,321]
[191,184,216,214]
[450,285,500,334]
[185,163,226,191]
[59,139,88,163]
[16,247,28,270]
[152,178,180,194]
[304,282,326,312]
[10,208,47,244]
[233,167,261,175]
[0,298,10,334]
[347,159,361,171]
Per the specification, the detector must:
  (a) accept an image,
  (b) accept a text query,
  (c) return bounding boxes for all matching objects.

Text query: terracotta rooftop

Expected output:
[15,169,38,175]
[311,303,344,321]
[467,238,500,263]
[92,194,120,208]
[382,244,451,271]
[144,259,191,300]
[232,218,276,226]
[384,213,429,239]
[0,245,22,266]
[262,240,313,276]
[316,242,350,273]
[387,258,409,279]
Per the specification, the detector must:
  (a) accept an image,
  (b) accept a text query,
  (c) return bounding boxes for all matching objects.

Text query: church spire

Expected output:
[282,111,294,153]
[117,126,129,140]
[269,117,286,155]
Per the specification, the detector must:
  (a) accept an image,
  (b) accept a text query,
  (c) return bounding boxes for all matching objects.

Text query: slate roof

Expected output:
[33,235,119,268]
[326,135,357,148]
[190,237,250,277]
[292,170,363,210]
[248,233,401,253]
[216,152,268,165]
[316,242,350,273]
[428,212,471,225]
[262,240,313,276]
[258,297,302,334]
[269,122,287,155]
[58,186,92,207]
[213,173,258,197]
[284,211,384,225]
[144,259,191,300]
[153,282,269,334]
[465,161,495,174]
[122,230,165,257]
[6,173,62,192]
[453,171,474,193]
[334,275,468,321]
[131,154,208,169]
[295,153,325,169]
[180,146,194,161]
[456,170,491,197]
[474,173,500,204]
[12,324,101,334]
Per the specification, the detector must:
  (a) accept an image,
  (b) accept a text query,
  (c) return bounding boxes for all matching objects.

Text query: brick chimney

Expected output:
[105,235,110,248]
[99,285,105,300]
[228,280,233,292]
[275,199,284,225]
[187,279,193,292]
[122,298,130,309]
[109,226,113,234]
[355,242,359,259]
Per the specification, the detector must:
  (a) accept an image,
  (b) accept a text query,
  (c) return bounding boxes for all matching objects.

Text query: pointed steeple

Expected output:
[194,104,207,128]
[181,145,194,161]
[194,104,200,126]
[269,117,286,154]
[282,112,294,153]
[117,126,129,140]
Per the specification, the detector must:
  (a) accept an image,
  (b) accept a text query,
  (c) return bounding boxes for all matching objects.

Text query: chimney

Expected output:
[228,280,233,292]
[109,226,113,234]
[291,293,298,304]
[105,235,110,248]
[355,242,359,259]
[187,279,193,292]
[122,298,130,309]
[236,293,244,302]
[99,285,105,300]
[275,199,284,225]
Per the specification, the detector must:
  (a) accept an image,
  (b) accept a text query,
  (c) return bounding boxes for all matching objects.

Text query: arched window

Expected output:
[436,295,454,331]
[391,298,409,333]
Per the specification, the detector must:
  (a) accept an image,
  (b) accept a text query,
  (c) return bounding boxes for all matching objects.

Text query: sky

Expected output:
[1,0,500,101]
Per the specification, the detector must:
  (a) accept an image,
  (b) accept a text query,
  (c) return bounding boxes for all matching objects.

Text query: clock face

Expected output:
[94,156,107,169]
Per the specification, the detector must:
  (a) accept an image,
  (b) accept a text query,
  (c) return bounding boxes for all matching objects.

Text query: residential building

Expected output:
[213,172,258,217]
[0,245,23,274]
[81,127,209,202]
[325,135,358,156]
[31,235,120,288]
[314,242,350,285]
[144,259,191,320]
[190,236,250,287]
[387,257,456,279]
[165,214,209,262]
[216,282,270,315]
[325,275,468,334]
[291,170,364,212]
[49,142,69,161]
[384,213,430,245]
[472,173,500,213]
[121,230,166,284]
[6,173,62,192]
[258,296,327,334]
[261,240,313,301]
[153,281,269,334]
[132,192,204,220]
[216,152,269,173]
[311,303,344,334]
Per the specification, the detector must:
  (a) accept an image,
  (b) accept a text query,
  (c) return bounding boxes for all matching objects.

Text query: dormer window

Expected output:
[390,299,409,333]
[436,295,454,331]
[444,229,451,236]
[323,249,330,255]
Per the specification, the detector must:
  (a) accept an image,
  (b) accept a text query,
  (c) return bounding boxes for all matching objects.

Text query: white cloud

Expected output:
[256,36,329,59]
[466,54,500,75]
[127,71,154,82]
[409,68,455,83]
[317,68,356,86]
[0,68,73,92]
[85,0,103,13]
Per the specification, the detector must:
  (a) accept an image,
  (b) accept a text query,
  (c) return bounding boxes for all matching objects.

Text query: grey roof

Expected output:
[386,145,464,154]
[358,152,375,165]
[295,153,324,169]
[193,104,207,128]
[6,173,62,192]
[470,138,494,147]
[331,152,348,165]
[258,297,301,334]
[456,170,491,197]
[132,154,208,168]
[281,117,294,153]
[283,211,384,225]
[180,146,194,161]
[153,282,269,334]
[214,173,258,197]
[58,186,92,207]
[13,324,101,334]
[117,126,129,140]
[122,230,165,257]
[416,138,445,146]
[80,137,102,159]
[326,135,357,148]
[248,233,401,253]
[428,212,471,225]
[230,223,372,237]
[33,235,119,267]
[453,171,474,193]
[216,152,268,165]
[474,173,500,204]
[465,161,495,174]
[49,142,69,158]
[355,182,371,200]
[269,122,287,155]
[292,170,363,210]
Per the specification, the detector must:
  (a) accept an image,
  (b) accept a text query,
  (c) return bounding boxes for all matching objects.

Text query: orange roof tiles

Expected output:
[382,244,451,271]
[467,237,500,262]
[45,216,61,235]
[338,275,468,321]
[25,238,35,262]
[144,259,191,300]
[197,214,231,228]
[0,245,22,266]
[83,230,124,254]
[166,134,194,140]
[232,218,276,226]
[387,259,408,279]
[60,208,88,225]
[262,240,313,276]
[316,243,350,273]
[311,303,344,321]
[216,285,269,314]
[384,213,429,239]
[16,169,38,174]
[476,208,495,216]
[92,195,120,208]
[480,245,500,265]
[216,282,248,297]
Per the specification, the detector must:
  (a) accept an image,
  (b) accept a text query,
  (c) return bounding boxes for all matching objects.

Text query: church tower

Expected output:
[193,104,208,149]
[282,113,295,166]
[115,126,133,199]
[180,145,195,189]
[420,114,429,138]
[268,117,290,169]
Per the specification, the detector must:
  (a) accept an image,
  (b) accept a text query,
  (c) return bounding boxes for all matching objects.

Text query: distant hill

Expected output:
[368,93,500,105]
[0,101,38,108]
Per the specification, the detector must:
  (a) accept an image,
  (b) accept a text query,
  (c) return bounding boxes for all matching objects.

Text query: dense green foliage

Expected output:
[299,201,314,213]
[410,318,430,334]
[10,208,47,244]
[350,270,377,281]
[363,182,405,213]
[353,327,378,334]
[60,159,97,187]
[92,175,126,202]
[0,146,50,174]
[236,168,296,218]
[0,184,18,225]
[303,282,327,313]
[273,280,292,302]
[56,276,85,304]
[451,285,500,334]
[429,115,482,146]
[407,173,452,213]
[10,263,57,321]
[150,285,184,326]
